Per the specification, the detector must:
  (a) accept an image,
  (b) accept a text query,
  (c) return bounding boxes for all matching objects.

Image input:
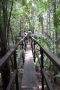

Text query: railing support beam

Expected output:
[34,41,35,62]
[22,41,24,64]
[14,51,19,90]
[25,39,26,51]
[40,48,44,90]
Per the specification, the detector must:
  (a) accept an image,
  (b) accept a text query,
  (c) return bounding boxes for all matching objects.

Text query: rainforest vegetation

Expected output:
[0,0,60,90]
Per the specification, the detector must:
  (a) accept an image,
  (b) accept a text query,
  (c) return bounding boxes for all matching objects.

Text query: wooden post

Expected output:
[25,39,26,51]
[22,41,24,64]
[1,62,10,90]
[34,41,35,62]
[14,51,19,90]
[31,39,33,52]
[40,47,44,90]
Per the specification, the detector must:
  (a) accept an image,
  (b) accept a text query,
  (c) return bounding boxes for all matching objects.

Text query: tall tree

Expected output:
[0,0,10,89]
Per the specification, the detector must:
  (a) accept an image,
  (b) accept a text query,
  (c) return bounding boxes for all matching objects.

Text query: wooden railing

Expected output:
[0,34,60,90]
[0,35,27,90]
[30,36,60,90]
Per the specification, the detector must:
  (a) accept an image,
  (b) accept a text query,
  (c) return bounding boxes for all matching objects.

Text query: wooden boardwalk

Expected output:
[21,42,39,90]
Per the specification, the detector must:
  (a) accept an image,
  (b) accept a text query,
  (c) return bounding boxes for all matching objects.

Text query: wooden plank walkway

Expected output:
[21,42,39,90]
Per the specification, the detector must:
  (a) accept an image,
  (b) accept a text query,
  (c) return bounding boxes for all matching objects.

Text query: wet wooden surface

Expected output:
[21,42,38,90]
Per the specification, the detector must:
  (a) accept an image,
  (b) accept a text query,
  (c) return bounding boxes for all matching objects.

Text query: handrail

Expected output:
[0,34,60,90]
[42,69,53,90]
[30,36,60,69]
[0,35,27,71]
[0,34,27,90]
[30,36,60,90]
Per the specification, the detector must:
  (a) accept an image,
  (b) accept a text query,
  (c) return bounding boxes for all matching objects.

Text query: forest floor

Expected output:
[36,70,60,90]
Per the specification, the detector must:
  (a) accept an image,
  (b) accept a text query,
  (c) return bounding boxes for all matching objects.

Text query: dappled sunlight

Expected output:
[25,50,33,61]
[25,43,33,62]
[22,43,38,89]
[38,85,47,89]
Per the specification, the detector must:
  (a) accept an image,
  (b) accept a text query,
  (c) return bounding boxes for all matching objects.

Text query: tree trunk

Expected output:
[53,0,59,56]
[0,0,10,89]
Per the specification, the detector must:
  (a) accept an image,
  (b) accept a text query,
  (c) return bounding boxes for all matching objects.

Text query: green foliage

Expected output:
[35,0,48,14]
[56,7,60,25]
[0,0,60,76]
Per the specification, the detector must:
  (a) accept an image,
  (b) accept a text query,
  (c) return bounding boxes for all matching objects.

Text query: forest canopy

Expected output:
[0,0,60,57]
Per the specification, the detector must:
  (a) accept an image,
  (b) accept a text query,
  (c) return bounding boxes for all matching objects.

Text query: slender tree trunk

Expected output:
[53,0,59,55]
[7,0,14,46]
[40,15,44,34]
[0,0,10,89]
